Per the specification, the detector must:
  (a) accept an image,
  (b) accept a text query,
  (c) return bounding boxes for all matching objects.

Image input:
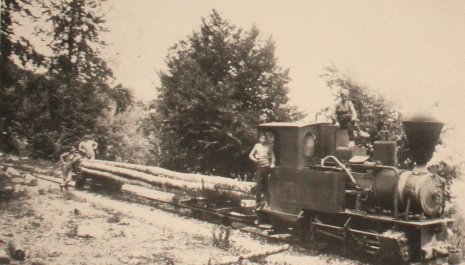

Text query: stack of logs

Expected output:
[79,160,256,201]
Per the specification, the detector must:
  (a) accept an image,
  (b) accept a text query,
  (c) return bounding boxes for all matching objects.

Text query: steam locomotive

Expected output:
[72,108,453,264]
[255,112,453,264]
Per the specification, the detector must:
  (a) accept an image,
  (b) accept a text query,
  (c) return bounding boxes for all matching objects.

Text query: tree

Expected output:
[1,0,45,154]
[109,84,134,115]
[39,0,112,83]
[1,0,139,160]
[22,0,119,158]
[157,10,303,176]
[95,103,158,165]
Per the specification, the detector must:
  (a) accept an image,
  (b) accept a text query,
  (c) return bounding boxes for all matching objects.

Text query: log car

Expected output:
[72,162,124,191]
[256,114,454,265]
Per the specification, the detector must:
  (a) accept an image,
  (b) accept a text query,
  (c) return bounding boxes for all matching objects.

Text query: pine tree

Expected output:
[31,0,116,153]
[1,0,45,154]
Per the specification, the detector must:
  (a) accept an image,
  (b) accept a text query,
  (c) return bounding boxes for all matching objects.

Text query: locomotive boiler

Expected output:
[257,112,453,264]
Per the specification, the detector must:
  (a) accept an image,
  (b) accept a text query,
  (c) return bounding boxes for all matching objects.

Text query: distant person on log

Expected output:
[78,136,98,160]
[249,133,275,210]
[59,147,81,190]
[331,89,369,148]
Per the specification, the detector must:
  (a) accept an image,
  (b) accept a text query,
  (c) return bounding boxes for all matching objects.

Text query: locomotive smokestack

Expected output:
[402,111,443,166]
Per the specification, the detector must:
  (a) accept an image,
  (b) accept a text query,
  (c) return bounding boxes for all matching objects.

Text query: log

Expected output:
[81,161,204,192]
[4,167,21,178]
[8,239,25,260]
[0,163,51,175]
[80,168,196,196]
[0,248,11,264]
[89,159,255,193]
[80,164,254,200]
[81,168,149,188]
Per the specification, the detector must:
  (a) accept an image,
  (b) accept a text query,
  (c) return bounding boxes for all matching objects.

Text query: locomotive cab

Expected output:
[258,122,365,167]
[258,123,357,217]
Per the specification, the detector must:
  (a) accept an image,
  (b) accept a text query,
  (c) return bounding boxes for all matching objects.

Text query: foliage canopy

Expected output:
[157,10,304,176]
[0,0,136,160]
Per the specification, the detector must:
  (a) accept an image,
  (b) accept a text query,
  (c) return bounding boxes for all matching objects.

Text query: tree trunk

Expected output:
[79,162,255,200]
[89,159,255,193]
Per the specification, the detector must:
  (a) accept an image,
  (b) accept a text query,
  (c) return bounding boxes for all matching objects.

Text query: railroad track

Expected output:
[1,161,373,265]
[1,162,286,239]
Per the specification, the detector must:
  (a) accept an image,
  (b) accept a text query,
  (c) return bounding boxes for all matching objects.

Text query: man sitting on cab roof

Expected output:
[331,89,369,148]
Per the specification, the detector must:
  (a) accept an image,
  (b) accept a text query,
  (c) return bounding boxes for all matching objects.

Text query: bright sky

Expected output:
[16,0,465,163]
[102,0,464,114]
[99,0,465,163]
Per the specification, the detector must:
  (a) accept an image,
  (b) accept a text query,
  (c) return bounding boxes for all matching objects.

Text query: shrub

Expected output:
[0,173,15,201]
[107,212,123,223]
[212,225,231,250]
[28,132,59,159]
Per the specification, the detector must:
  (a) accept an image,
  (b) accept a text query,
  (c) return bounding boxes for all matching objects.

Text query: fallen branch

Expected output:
[214,244,289,264]
[8,239,25,261]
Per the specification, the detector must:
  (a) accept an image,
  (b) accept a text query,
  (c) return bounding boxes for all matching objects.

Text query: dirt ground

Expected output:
[0,158,365,265]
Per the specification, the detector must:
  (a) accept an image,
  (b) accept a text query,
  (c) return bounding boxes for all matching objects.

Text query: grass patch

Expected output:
[38,188,47,195]
[107,212,123,223]
[0,192,34,218]
[65,218,78,238]
[62,191,77,201]
[152,253,176,265]
[448,209,465,251]
[212,225,231,250]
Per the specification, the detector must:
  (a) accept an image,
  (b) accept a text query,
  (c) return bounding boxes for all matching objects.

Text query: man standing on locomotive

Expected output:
[249,133,275,210]
[331,89,369,147]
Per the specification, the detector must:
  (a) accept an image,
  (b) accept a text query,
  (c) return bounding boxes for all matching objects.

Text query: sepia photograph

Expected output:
[1,0,464,264]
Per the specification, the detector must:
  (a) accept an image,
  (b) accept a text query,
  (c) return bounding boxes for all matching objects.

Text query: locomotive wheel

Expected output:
[310,224,330,249]
[350,229,381,257]
[271,217,287,233]
[396,236,411,265]
[313,232,330,250]
[303,217,331,250]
